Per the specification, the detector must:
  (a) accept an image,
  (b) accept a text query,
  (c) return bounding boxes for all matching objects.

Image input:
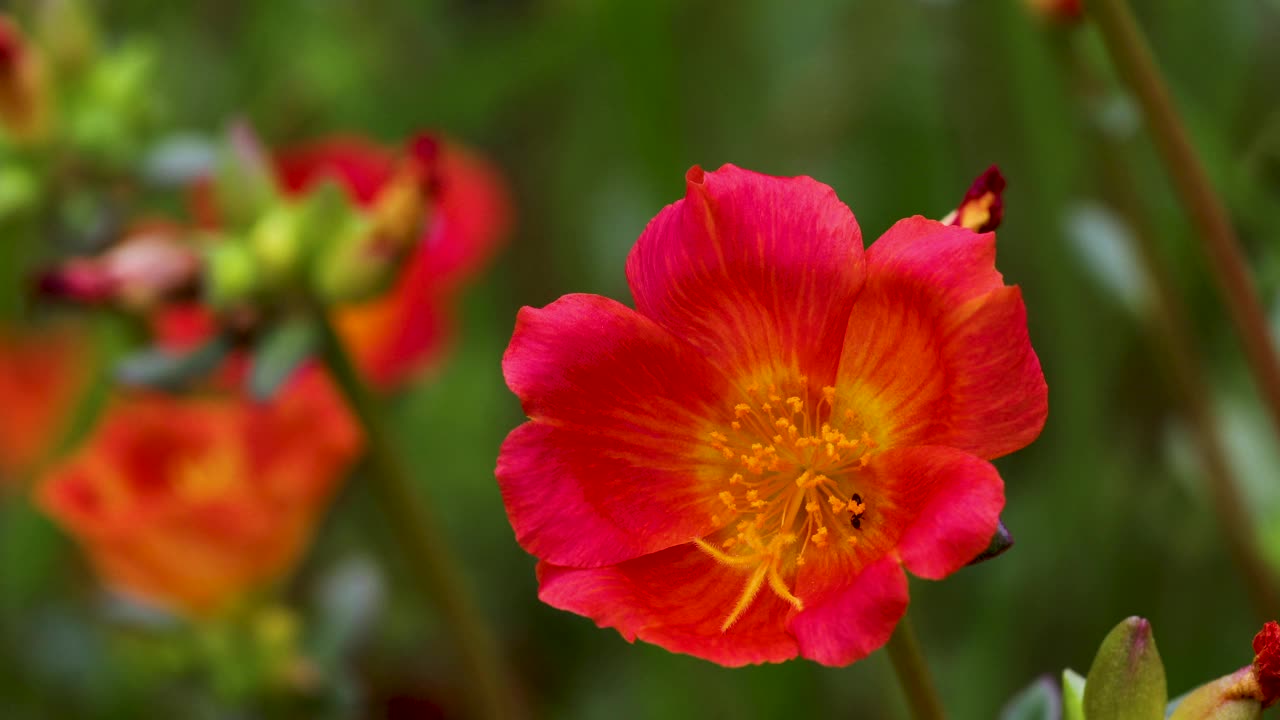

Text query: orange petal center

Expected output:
[698,374,880,630]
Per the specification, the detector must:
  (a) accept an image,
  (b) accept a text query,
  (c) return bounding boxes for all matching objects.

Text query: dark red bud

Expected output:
[950,165,1006,233]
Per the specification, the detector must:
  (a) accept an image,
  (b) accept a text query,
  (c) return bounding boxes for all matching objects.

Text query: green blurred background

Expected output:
[4,0,1280,717]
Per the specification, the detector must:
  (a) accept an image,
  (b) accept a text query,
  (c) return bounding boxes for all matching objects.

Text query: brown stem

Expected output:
[1053,28,1280,621]
[1088,0,1280,448]
[313,311,519,720]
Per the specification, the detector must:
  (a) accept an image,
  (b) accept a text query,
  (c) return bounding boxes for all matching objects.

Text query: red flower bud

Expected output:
[949,165,1006,233]
[1252,621,1280,708]
[39,227,202,309]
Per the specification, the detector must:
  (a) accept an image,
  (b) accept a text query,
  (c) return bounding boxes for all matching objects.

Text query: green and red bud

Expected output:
[309,149,434,303]
[1169,667,1262,720]
[945,165,1006,233]
[39,226,202,309]
[1083,616,1168,720]
[1163,620,1280,719]
[1252,621,1280,708]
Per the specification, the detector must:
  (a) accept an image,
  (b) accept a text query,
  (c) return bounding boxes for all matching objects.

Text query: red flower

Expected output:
[1254,621,1280,707]
[497,165,1047,666]
[37,370,360,616]
[0,324,91,481]
[275,135,512,388]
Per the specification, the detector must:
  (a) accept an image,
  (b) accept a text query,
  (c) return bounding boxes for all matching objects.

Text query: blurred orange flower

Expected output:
[37,370,360,616]
[0,324,90,481]
[278,135,512,388]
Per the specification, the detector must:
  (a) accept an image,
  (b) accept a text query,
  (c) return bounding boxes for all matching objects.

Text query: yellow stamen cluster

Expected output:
[697,376,880,631]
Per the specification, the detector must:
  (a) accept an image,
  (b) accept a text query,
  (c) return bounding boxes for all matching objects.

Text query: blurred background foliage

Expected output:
[2,0,1280,717]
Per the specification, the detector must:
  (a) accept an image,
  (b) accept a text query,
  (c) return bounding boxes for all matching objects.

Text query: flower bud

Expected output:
[0,15,51,143]
[39,227,202,309]
[1253,621,1280,708]
[1083,617,1168,720]
[945,165,1006,233]
[1169,668,1262,720]
[34,0,98,76]
[247,203,307,285]
[203,240,261,309]
[308,148,434,304]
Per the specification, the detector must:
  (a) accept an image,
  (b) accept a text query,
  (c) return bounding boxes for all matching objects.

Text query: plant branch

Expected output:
[313,310,518,720]
[886,613,947,720]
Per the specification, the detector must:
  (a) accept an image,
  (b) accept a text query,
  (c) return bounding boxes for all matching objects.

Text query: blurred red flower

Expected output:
[275,136,511,388]
[38,369,360,616]
[0,324,90,481]
[497,165,1047,666]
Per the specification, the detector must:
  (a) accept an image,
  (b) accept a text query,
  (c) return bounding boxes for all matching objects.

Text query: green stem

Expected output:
[885,614,947,720]
[313,311,517,720]
[1051,36,1280,621]
[1089,0,1280,449]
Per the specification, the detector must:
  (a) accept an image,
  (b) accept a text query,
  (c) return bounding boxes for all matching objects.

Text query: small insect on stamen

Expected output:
[849,492,866,530]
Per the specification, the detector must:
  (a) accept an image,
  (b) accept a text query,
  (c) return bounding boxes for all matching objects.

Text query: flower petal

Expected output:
[837,217,1046,458]
[537,544,799,666]
[867,446,1005,580]
[275,137,396,205]
[421,142,513,290]
[787,555,908,666]
[499,294,731,567]
[625,165,865,384]
[332,254,452,388]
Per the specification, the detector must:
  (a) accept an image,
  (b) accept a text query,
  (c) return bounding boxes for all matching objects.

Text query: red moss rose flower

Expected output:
[0,324,91,481]
[38,370,360,616]
[496,165,1047,666]
[275,135,512,388]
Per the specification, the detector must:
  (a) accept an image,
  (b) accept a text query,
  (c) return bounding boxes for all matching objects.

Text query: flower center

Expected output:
[696,375,879,631]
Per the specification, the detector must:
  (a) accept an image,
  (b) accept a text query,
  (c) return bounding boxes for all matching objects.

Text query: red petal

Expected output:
[838,217,1046,458]
[787,556,908,666]
[420,143,513,290]
[537,545,799,666]
[332,250,452,389]
[275,137,396,205]
[285,139,510,387]
[626,165,865,384]
[870,446,1004,579]
[499,294,730,567]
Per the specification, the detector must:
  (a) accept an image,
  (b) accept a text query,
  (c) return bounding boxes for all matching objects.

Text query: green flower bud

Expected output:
[248,203,307,285]
[1083,617,1167,720]
[203,240,260,309]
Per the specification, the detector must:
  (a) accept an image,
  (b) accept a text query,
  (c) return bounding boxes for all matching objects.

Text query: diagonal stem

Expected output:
[1049,34,1280,621]
[1088,0,1280,448]
[885,613,947,720]
[313,310,518,720]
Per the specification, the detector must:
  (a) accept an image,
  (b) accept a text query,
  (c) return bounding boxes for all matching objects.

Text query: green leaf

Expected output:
[212,121,279,232]
[1083,617,1167,720]
[1062,668,1086,720]
[1001,676,1061,720]
[248,317,318,400]
[115,337,229,392]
